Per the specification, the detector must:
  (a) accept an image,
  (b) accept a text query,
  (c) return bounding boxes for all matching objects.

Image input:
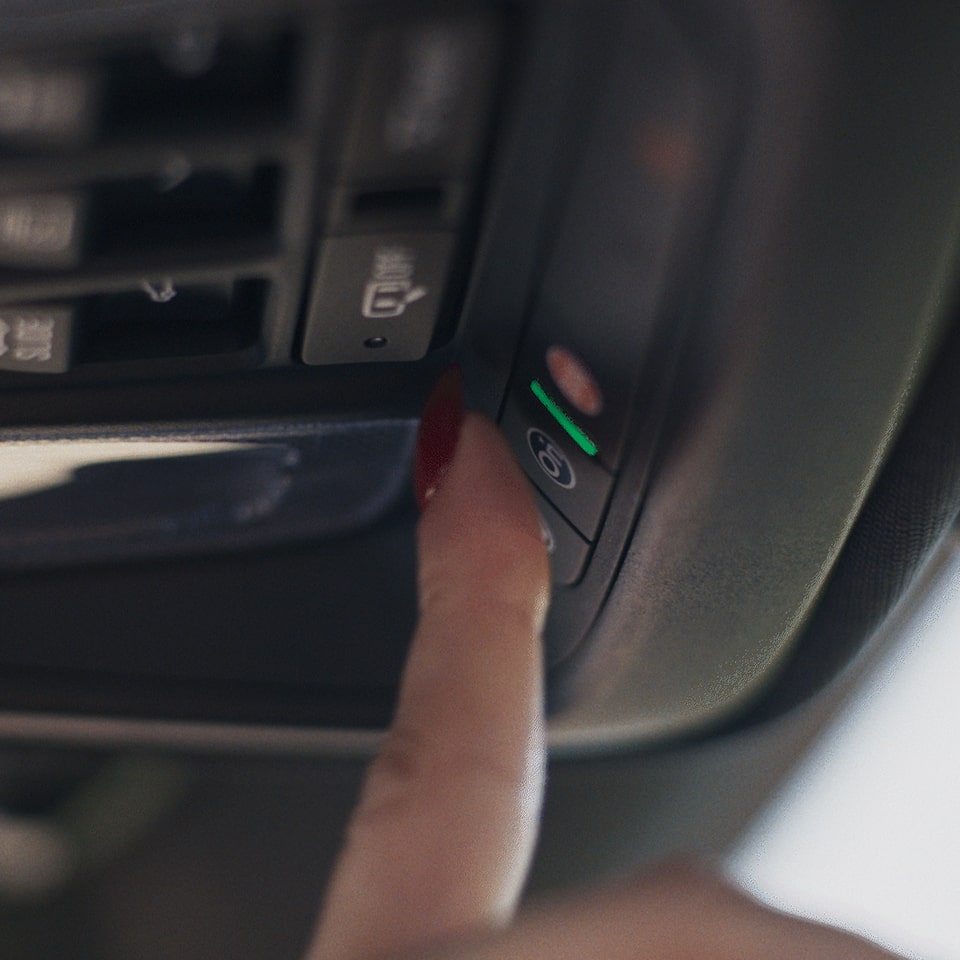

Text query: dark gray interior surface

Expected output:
[1,0,960,956]
[0,0,956,744]
[0,533,952,960]
[550,0,960,742]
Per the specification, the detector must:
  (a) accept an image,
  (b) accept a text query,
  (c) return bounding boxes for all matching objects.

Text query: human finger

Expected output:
[307,370,551,960]
[408,861,904,960]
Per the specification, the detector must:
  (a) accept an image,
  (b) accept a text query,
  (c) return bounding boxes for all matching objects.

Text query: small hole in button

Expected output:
[364,336,388,349]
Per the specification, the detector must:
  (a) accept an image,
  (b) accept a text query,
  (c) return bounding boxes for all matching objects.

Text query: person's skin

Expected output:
[306,370,903,960]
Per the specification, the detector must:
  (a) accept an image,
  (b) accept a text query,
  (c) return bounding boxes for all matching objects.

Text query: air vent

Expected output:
[86,165,281,261]
[76,278,265,363]
[0,9,506,383]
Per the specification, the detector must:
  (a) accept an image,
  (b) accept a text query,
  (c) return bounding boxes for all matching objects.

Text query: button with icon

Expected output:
[500,395,613,542]
[301,231,456,365]
[537,493,592,586]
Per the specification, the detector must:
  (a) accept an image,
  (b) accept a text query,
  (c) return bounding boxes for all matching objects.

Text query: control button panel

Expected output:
[500,393,613,542]
[537,492,592,586]
[510,10,701,470]
[0,304,74,373]
[301,232,456,364]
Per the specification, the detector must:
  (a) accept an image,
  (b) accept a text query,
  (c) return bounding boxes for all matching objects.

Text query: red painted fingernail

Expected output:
[414,365,465,513]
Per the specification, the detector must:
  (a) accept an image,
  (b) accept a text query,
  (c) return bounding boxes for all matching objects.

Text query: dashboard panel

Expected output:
[0,0,958,755]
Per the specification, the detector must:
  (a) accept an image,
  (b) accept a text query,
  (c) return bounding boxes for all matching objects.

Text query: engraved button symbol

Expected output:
[361,245,429,319]
[12,315,55,362]
[527,428,576,490]
[0,304,74,374]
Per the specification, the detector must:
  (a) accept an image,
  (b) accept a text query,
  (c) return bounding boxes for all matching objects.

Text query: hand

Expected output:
[306,370,901,960]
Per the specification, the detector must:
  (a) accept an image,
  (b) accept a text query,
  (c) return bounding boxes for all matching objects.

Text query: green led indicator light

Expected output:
[530,380,599,457]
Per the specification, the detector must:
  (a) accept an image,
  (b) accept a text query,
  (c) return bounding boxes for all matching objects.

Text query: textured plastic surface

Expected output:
[0,0,957,749]
[549,0,960,747]
[0,419,417,568]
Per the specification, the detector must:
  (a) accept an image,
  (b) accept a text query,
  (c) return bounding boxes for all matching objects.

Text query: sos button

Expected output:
[527,428,576,489]
[501,396,613,542]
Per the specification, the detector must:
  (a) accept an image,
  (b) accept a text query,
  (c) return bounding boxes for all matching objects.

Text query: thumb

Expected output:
[307,371,550,960]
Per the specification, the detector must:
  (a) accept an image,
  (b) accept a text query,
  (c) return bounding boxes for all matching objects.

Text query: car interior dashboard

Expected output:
[0,0,959,956]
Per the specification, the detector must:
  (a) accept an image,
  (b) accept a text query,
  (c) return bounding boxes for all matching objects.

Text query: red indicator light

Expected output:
[546,345,604,417]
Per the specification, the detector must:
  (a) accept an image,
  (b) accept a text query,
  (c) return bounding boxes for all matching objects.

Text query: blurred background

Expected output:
[1,539,956,960]
[728,531,960,960]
